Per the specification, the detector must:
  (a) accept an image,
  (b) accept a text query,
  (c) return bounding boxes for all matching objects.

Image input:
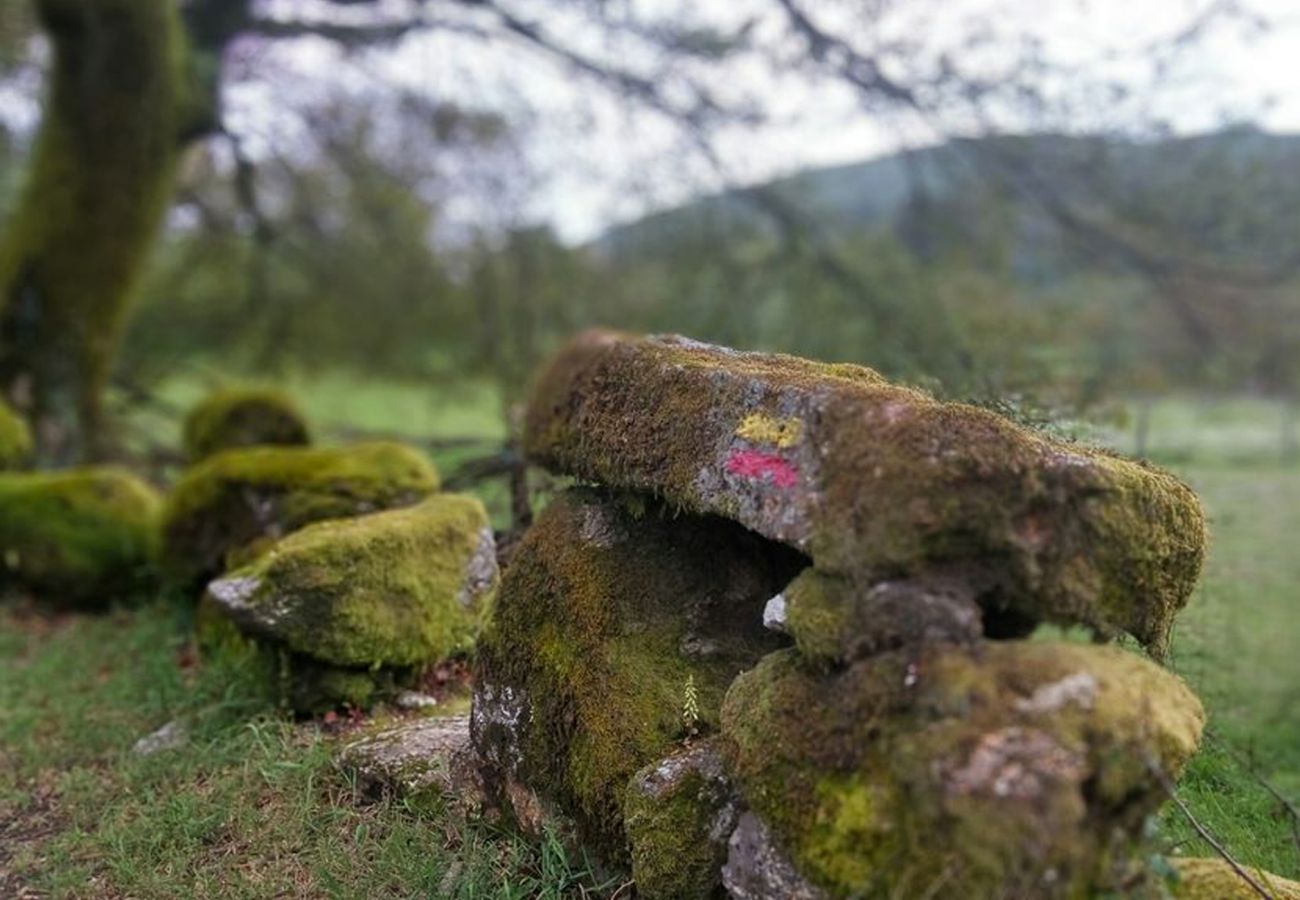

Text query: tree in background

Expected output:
[0,0,1279,460]
[0,0,192,463]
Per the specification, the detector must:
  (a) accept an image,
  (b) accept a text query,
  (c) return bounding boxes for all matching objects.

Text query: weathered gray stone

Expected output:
[132,719,188,756]
[524,330,1206,655]
[337,713,485,814]
[722,812,826,900]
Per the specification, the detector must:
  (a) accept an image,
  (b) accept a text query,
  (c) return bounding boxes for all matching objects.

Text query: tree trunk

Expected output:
[0,0,187,464]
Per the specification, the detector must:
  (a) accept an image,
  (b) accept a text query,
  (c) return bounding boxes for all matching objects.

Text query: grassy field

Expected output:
[2,387,1298,897]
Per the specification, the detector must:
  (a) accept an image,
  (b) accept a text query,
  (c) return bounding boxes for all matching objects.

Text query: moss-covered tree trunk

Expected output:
[0,0,187,464]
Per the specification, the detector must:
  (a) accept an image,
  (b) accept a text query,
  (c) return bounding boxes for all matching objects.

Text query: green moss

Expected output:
[0,467,160,605]
[205,493,496,668]
[784,569,985,665]
[196,594,401,714]
[182,387,311,462]
[161,442,439,589]
[622,740,734,899]
[524,330,1207,656]
[473,488,803,862]
[721,641,1205,899]
[0,400,32,469]
[1169,858,1300,899]
[0,0,188,460]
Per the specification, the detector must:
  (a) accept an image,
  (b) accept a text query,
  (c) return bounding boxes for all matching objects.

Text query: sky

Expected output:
[7,0,1299,242]
[470,0,1300,240]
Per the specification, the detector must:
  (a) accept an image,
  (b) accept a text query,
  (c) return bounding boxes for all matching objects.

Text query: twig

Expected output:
[1205,730,1300,862]
[1149,756,1276,900]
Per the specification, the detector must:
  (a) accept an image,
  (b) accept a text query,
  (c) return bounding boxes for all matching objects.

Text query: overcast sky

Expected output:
[16,0,1293,243]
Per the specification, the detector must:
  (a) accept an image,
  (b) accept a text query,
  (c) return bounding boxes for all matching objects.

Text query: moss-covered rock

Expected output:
[195,594,398,712]
[182,387,311,462]
[337,712,485,817]
[471,488,805,862]
[623,739,739,900]
[1170,858,1300,899]
[525,331,1206,656]
[204,493,497,668]
[721,641,1205,899]
[0,400,32,470]
[782,569,986,665]
[162,442,438,589]
[0,467,160,604]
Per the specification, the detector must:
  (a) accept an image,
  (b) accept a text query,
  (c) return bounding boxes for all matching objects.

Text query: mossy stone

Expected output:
[182,387,311,462]
[1170,858,1300,899]
[783,569,986,665]
[196,595,403,713]
[161,442,439,589]
[721,641,1205,899]
[623,739,737,899]
[337,712,483,818]
[0,467,160,605]
[203,493,497,668]
[525,331,1206,656]
[471,488,804,863]
[0,401,32,470]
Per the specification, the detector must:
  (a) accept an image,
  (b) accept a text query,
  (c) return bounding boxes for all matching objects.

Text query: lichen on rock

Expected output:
[0,400,32,470]
[720,641,1205,899]
[161,441,439,589]
[0,467,159,604]
[524,330,1206,656]
[182,386,311,462]
[471,487,805,862]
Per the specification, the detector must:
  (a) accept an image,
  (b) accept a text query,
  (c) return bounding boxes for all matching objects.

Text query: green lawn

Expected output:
[1156,465,1300,876]
[3,384,1298,895]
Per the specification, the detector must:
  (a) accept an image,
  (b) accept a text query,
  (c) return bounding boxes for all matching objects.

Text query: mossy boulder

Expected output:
[721,641,1205,899]
[623,739,739,900]
[525,331,1206,656]
[182,387,311,462]
[470,488,805,862]
[162,442,439,589]
[196,597,401,712]
[0,468,160,604]
[0,401,32,470]
[199,494,496,712]
[1170,858,1300,899]
[205,493,497,666]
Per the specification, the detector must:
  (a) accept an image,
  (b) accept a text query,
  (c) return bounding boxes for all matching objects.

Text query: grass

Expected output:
[1155,465,1300,877]
[0,601,622,898]
[3,385,1297,896]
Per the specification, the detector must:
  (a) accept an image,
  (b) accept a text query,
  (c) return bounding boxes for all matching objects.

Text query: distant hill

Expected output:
[595,127,1300,281]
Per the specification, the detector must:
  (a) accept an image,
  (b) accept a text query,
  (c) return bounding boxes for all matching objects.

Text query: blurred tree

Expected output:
[0,0,192,463]
[0,0,1277,460]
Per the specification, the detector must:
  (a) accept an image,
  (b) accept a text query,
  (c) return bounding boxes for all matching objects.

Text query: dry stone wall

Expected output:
[471,330,1220,899]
